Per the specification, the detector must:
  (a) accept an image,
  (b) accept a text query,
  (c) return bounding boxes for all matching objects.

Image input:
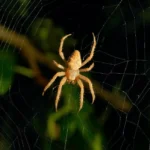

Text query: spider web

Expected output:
[0,0,150,150]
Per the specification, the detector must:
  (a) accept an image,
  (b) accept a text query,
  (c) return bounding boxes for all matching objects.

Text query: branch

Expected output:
[0,25,55,86]
[0,25,132,112]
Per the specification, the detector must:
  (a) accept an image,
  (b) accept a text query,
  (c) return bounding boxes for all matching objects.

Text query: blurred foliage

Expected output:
[0,50,16,95]
[44,84,104,150]
[0,139,10,150]
[0,16,105,149]
[1,0,149,149]
[30,18,105,149]
[30,18,76,54]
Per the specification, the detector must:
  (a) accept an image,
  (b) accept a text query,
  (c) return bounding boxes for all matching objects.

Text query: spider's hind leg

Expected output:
[79,74,95,104]
[77,79,84,111]
[55,77,67,111]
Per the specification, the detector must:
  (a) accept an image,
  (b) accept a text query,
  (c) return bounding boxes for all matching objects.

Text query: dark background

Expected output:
[0,0,150,150]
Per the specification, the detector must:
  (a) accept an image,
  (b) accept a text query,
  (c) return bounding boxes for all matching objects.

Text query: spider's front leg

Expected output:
[77,79,84,111]
[59,34,72,61]
[81,33,96,67]
[42,72,65,96]
[53,60,64,70]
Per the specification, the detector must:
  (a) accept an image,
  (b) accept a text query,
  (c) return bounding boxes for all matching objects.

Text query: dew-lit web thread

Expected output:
[0,0,29,50]
[0,1,22,148]
[98,0,123,37]
[0,0,150,150]
[77,4,148,148]
[135,0,147,106]
[0,0,44,149]
[80,40,126,149]
[8,83,41,150]
[83,1,149,149]
[6,0,38,51]
[137,0,146,72]
[93,4,130,147]
[0,0,43,54]
[0,106,24,149]
[124,1,150,149]
[0,0,14,50]
[128,0,138,88]
[14,0,43,53]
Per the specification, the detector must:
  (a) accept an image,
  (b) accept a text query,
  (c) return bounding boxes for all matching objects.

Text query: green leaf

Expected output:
[0,51,16,95]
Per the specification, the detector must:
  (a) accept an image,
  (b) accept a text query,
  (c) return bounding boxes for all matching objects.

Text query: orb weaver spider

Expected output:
[42,33,96,111]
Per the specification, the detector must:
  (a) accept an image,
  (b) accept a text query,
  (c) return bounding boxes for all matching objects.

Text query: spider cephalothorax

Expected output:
[42,33,96,111]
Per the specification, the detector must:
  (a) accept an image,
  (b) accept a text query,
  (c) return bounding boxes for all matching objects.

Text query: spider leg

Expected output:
[79,74,95,104]
[79,63,94,72]
[77,79,84,111]
[59,34,72,61]
[42,72,65,96]
[53,60,64,70]
[55,77,67,111]
[81,33,96,67]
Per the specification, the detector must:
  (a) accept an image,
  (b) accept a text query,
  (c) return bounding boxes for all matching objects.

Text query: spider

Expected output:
[42,33,96,111]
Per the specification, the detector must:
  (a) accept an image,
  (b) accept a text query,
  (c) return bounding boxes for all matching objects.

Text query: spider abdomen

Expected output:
[66,68,79,82]
[67,50,82,70]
